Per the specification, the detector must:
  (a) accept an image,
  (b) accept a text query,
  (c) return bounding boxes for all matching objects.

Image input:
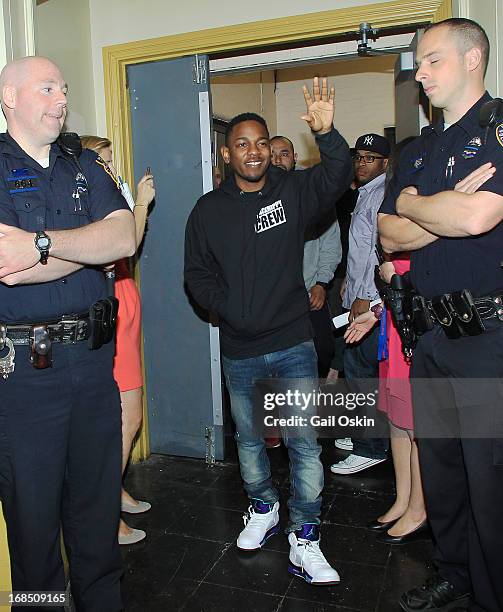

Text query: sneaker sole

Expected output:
[399,593,470,612]
[330,458,386,475]
[288,562,340,585]
[334,441,353,451]
[236,522,280,551]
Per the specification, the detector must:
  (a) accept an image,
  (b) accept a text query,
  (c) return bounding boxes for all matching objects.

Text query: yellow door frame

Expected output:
[102,0,451,461]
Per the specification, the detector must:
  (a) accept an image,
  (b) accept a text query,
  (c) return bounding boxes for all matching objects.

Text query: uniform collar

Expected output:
[0,131,66,164]
[431,91,492,136]
[358,171,386,193]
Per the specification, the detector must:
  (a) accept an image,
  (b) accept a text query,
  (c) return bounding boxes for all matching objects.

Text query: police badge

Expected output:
[462,136,482,159]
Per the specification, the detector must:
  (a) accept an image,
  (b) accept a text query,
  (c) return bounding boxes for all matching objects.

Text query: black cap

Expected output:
[354,133,390,157]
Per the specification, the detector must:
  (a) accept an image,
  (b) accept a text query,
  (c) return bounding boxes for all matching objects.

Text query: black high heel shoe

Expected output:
[376,520,430,544]
[366,518,398,532]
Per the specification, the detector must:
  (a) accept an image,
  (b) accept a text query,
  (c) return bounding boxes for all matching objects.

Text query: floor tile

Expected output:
[324,492,394,528]
[286,560,386,611]
[280,596,364,611]
[204,544,293,595]
[122,531,228,584]
[316,522,391,567]
[175,505,245,543]
[183,583,281,612]
[122,576,198,611]
[376,543,435,612]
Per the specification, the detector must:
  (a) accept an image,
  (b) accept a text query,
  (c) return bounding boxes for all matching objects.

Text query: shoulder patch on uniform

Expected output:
[95,156,120,188]
[496,123,503,147]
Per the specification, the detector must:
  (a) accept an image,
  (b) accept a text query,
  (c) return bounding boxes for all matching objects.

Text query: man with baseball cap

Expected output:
[331,133,390,475]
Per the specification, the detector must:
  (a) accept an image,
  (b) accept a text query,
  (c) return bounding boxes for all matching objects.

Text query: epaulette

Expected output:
[420,125,435,136]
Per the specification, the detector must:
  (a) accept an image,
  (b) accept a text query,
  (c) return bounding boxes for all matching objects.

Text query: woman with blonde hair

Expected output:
[81,135,155,545]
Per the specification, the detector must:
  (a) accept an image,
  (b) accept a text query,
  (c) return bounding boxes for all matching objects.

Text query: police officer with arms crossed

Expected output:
[0,57,135,611]
[379,19,503,612]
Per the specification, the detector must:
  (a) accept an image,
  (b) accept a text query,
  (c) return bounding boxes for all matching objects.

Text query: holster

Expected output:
[30,324,52,369]
[87,297,119,350]
[386,272,418,357]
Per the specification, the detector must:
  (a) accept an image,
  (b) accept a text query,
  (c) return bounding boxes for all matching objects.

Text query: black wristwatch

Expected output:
[316,282,328,289]
[34,231,52,265]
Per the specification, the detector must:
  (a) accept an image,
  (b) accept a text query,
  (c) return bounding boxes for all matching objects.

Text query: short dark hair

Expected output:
[225,112,269,145]
[425,18,490,75]
[270,135,295,153]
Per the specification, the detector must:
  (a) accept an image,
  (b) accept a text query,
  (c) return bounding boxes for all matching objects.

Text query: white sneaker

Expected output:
[334,438,353,451]
[330,454,386,475]
[236,499,280,550]
[288,524,340,585]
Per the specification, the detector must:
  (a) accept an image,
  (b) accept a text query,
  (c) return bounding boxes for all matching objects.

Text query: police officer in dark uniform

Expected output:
[379,18,503,612]
[0,56,135,611]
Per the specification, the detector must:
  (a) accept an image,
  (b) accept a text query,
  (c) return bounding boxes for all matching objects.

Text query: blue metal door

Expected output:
[127,55,224,460]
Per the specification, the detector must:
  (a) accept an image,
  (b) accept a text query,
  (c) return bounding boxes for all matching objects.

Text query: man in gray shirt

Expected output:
[331,133,390,474]
[271,135,342,377]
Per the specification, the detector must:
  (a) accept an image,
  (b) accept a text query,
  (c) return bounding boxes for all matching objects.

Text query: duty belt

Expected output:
[427,293,503,325]
[0,312,90,347]
[426,292,503,325]
[411,289,503,344]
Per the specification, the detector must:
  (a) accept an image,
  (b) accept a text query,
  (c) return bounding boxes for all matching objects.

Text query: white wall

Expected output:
[276,56,395,166]
[211,71,277,135]
[454,0,501,97]
[35,0,96,135]
[88,0,395,136]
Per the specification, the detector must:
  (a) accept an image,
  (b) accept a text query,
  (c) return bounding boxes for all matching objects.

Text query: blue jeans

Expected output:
[343,326,388,460]
[222,340,323,531]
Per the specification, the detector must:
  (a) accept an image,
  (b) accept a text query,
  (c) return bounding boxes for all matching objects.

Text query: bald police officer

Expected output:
[0,57,135,611]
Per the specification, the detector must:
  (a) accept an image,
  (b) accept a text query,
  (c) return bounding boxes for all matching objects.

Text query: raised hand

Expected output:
[136,172,155,208]
[454,162,495,194]
[301,77,335,134]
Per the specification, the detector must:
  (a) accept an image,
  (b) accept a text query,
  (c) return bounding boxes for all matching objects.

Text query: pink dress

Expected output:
[113,259,143,392]
[378,255,413,430]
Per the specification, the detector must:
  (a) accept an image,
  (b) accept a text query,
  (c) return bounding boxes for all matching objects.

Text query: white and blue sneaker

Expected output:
[236,498,280,550]
[288,524,340,585]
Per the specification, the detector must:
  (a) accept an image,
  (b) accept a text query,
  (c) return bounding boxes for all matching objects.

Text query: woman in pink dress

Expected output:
[81,136,155,545]
[345,255,427,543]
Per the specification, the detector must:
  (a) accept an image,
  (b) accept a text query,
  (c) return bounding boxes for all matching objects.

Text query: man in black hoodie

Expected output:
[185,78,352,584]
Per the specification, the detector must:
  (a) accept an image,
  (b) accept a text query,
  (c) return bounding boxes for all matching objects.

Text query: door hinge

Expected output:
[205,426,216,465]
[193,55,207,85]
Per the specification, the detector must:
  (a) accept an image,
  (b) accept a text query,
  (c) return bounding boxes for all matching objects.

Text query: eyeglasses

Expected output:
[353,154,385,164]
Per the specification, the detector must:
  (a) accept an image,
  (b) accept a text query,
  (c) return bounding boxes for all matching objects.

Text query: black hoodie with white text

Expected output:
[184,128,352,359]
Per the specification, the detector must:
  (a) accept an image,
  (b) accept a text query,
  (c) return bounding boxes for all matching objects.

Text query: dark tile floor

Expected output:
[121,439,434,612]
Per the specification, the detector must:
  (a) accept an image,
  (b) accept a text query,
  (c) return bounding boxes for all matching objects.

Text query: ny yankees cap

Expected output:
[354,133,390,157]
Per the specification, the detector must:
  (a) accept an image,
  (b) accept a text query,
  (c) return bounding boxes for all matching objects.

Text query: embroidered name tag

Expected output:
[7,169,39,193]
[255,200,286,233]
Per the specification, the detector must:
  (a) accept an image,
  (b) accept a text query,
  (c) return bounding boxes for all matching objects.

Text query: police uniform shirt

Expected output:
[0,133,129,323]
[380,92,503,299]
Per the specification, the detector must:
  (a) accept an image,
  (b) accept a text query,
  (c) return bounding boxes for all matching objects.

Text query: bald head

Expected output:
[0,56,63,91]
[0,56,68,158]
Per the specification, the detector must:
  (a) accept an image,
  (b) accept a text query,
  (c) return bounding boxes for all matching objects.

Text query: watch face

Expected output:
[38,237,50,248]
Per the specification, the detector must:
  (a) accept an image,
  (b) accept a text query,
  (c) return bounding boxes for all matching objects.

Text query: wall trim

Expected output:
[103,0,451,460]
